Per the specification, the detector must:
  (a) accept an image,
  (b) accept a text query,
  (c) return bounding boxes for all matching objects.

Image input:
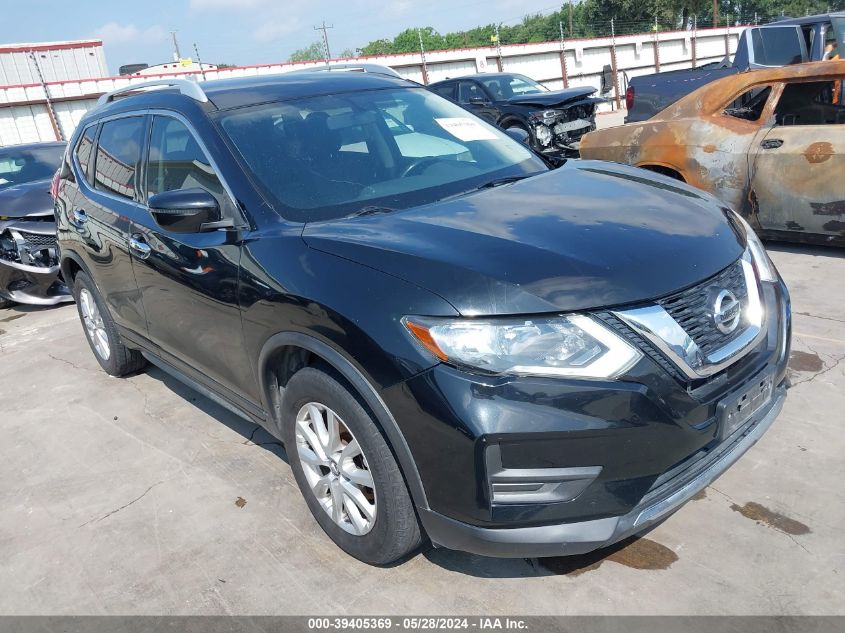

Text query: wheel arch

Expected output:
[636,162,687,182]
[258,331,430,511]
[59,248,91,286]
[498,115,530,132]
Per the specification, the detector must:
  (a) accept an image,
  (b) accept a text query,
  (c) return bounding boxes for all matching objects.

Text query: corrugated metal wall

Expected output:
[0,41,108,85]
[0,28,742,147]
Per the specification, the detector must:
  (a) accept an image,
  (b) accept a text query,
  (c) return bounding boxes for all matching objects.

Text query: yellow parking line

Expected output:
[794,332,845,346]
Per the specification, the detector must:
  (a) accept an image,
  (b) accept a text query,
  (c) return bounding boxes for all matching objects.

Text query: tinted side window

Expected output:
[146,116,226,208]
[458,81,485,104]
[75,126,96,182]
[94,117,144,199]
[750,27,805,66]
[430,83,456,100]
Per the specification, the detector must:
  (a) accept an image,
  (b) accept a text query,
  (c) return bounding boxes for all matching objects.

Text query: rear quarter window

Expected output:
[93,117,145,200]
[74,126,97,183]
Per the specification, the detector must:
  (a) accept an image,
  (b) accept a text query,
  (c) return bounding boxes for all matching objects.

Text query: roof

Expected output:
[200,71,414,109]
[0,40,103,55]
[0,141,66,152]
[430,72,525,84]
[655,60,845,120]
[773,12,845,25]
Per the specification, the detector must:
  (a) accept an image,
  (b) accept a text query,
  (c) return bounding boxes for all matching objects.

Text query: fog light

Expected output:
[486,444,601,505]
[534,124,553,147]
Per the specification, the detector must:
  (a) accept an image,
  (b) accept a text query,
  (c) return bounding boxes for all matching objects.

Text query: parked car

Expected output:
[55,74,790,565]
[0,141,71,308]
[625,13,843,123]
[429,72,602,156]
[582,60,845,245]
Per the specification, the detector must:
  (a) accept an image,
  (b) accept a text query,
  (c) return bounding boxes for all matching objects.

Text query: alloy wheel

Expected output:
[79,288,110,361]
[295,402,377,535]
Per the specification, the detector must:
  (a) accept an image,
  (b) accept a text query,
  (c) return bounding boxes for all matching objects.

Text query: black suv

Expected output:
[55,74,790,565]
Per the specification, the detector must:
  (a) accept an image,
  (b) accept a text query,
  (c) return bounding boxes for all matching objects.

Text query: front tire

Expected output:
[72,271,146,376]
[282,366,422,565]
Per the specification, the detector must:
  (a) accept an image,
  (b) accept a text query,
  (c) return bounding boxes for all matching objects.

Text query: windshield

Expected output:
[479,74,549,99]
[218,87,546,222]
[0,145,64,192]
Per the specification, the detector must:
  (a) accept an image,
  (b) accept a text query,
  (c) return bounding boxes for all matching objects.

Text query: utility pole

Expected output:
[170,31,182,61]
[314,21,334,63]
[713,0,719,28]
[610,18,621,110]
[558,20,569,88]
[193,43,207,81]
[28,50,63,141]
[494,24,503,72]
[417,28,429,85]
[569,0,574,37]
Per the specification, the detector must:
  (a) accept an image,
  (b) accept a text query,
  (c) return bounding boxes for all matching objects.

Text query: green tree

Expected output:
[289,41,325,62]
[355,0,845,56]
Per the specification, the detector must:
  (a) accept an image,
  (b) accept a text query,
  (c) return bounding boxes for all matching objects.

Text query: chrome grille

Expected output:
[19,231,57,250]
[658,260,747,356]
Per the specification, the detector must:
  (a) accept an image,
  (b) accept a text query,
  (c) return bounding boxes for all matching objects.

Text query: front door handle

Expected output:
[128,234,152,260]
[69,208,88,228]
[761,139,784,150]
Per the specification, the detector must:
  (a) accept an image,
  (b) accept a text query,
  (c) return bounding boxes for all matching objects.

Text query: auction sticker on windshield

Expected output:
[435,118,498,142]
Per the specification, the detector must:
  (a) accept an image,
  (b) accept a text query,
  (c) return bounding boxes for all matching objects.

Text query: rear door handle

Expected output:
[69,208,88,228]
[128,234,152,260]
[761,139,784,150]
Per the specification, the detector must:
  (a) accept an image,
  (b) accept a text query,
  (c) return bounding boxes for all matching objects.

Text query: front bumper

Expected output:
[0,221,72,306]
[383,278,789,557]
[0,259,71,305]
[419,386,785,558]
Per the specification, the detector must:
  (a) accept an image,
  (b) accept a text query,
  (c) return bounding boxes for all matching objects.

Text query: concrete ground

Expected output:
[1,243,843,616]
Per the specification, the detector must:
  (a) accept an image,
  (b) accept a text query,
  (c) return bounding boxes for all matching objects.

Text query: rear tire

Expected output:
[72,271,147,377]
[282,366,422,565]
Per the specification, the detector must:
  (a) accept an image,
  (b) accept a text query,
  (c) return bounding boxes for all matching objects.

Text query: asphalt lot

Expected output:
[1,242,843,615]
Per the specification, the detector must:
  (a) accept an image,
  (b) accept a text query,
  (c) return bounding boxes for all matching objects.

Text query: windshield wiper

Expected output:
[438,174,539,203]
[346,205,397,219]
[475,175,533,190]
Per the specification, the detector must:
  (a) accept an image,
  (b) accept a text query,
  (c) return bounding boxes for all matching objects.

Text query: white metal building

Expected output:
[0,27,743,146]
[0,40,108,85]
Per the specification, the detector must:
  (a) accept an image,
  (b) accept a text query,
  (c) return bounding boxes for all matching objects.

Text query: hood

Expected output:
[0,179,54,219]
[303,161,745,316]
[505,86,597,108]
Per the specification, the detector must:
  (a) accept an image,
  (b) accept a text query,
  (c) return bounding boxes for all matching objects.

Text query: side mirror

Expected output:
[468,96,490,105]
[148,188,220,233]
[505,127,531,146]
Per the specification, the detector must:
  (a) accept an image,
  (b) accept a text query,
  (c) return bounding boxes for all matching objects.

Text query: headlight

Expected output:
[531,109,562,125]
[403,315,642,379]
[534,124,553,147]
[734,213,777,282]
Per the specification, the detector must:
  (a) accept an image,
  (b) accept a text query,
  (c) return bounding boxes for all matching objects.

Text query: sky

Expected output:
[0,0,549,74]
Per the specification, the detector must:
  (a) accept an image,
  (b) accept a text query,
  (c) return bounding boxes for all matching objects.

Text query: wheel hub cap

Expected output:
[294,402,377,536]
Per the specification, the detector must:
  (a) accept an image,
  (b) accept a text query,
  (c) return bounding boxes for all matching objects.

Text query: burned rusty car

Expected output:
[0,142,71,307]
[581,61,845,245]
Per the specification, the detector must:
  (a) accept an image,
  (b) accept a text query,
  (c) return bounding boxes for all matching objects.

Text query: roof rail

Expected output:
[289,63,403,79]
[97,79,208,106]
